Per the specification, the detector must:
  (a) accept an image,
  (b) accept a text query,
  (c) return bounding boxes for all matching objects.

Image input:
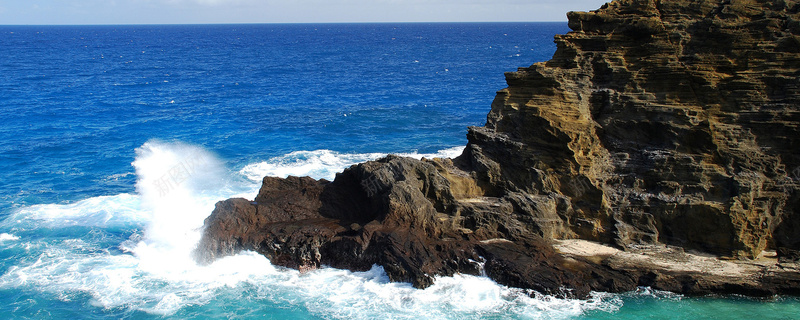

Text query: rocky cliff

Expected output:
[470,0,800,260]
[196,0,800,297]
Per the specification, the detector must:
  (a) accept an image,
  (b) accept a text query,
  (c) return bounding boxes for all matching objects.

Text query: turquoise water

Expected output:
[0,23,798,319]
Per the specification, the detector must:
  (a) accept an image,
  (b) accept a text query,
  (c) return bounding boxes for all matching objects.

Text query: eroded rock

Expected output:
[467,0,800,260]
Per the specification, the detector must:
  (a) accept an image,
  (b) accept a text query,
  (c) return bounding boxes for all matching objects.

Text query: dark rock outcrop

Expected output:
[196,0,800,297]
[196,156,591,296]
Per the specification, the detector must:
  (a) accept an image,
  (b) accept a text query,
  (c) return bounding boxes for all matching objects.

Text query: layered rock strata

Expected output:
[475,0,800,260]
[196,0,800,297]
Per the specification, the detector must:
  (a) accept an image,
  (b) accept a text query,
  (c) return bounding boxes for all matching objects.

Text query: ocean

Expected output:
[0,23,798,319]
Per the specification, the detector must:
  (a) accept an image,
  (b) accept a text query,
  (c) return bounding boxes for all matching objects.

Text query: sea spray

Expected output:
[0,141,277,315]
[129,140,228,275]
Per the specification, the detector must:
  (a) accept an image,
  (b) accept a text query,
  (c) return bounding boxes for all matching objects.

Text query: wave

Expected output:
[285,266,620,319]
[0,141,619,318]
[240,146,465,182]
[4,193,143,229]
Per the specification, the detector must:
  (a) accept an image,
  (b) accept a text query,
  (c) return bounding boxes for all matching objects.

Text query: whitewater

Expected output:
[0,140,619,318]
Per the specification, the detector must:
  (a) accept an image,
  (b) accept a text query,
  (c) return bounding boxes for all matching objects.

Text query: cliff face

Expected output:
[464,0,800,259]
[196,0,800,297]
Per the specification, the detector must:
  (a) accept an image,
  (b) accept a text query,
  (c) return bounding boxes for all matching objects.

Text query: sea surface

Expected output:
[0,23,798,319]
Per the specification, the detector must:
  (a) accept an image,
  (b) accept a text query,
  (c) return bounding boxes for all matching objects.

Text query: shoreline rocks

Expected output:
[196,0,800,298]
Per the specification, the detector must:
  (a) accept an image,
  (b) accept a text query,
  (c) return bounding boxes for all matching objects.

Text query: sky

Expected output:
[0,0,610,25]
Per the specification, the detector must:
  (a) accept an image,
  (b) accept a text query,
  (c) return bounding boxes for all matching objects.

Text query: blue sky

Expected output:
[0,0,609,25]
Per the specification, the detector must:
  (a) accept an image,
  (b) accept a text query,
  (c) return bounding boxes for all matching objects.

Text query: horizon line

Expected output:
[0,20,569,27]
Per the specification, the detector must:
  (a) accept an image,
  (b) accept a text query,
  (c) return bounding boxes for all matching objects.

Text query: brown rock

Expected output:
[464,0,800,260]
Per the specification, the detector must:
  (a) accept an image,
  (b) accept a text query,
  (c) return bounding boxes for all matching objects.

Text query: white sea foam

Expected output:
[625,286,683,301]
[240,149,385,182]
[240,145,465,181]
[0,142,619,318]
[105,172,135,181]
[1,141,278,315]
[0,233,19,241]
[0,241,281,316]
[5,193,143,228]
[275,265,619,319]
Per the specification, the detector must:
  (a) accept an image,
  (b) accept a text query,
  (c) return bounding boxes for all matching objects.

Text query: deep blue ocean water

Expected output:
[0,23,798,319]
